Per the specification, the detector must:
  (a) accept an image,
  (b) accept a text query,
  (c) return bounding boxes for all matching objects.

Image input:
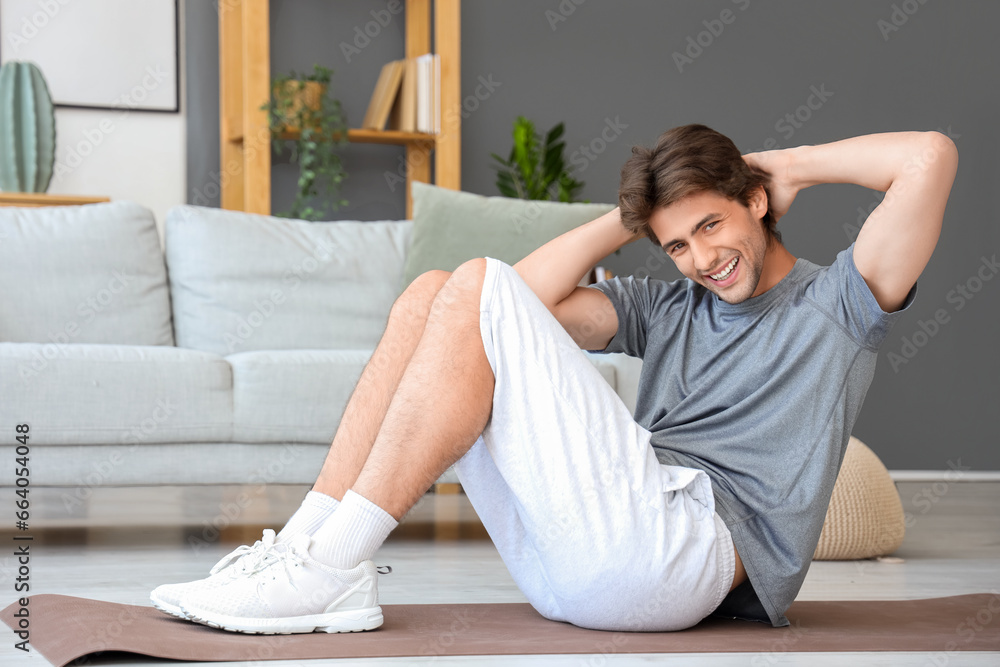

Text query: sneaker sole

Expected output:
[150,593,189,620]
[180,603,384,634]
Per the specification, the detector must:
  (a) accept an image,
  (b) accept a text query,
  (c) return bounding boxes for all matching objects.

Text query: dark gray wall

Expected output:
[185,0,220,208]
[269,0,410,220]
[187,1,1000,471]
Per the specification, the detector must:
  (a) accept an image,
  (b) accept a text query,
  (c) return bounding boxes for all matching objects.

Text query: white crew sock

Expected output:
[310,489,398,569]
[276,490,341,543]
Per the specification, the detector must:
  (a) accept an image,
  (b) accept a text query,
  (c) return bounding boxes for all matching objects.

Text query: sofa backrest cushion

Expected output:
[0,201,173,345]
[402,181,617,288]
[165,205,411,355]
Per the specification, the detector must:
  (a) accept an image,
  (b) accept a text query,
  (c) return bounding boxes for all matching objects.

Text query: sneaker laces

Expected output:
[258,535,311,589]
[255,536,394,589]
[209,528,284,576]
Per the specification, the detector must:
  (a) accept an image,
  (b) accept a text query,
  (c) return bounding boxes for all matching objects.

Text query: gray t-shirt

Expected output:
[589,243,916,627]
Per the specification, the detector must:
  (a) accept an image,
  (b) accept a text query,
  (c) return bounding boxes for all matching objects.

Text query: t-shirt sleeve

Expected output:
[806,242,918,349]
[586,275,683,357]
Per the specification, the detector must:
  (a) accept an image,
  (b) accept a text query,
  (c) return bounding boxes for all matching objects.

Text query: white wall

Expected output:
[1,0,187,243]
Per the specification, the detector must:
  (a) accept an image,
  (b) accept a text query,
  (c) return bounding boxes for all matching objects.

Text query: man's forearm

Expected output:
[512,207,640,309]
[787,131,954,193]
[771,130,956,313]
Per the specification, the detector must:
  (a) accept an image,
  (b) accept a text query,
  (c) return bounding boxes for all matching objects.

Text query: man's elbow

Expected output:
[919,131,959,173]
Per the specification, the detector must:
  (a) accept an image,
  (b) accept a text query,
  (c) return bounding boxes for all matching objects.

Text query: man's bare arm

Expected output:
[513,207,642,349]
[746,131,959,312]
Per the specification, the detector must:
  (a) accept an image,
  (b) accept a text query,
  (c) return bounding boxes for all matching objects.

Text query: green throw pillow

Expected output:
[402,181,616,287]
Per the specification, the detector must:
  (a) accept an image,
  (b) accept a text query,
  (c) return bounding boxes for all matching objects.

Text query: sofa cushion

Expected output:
[402,182,616,287]
[0,342,232,445]
[165,206,411,356]
[228,348,371,444]
[0,201,173,345]
[0,442,332,487]
[229,348,618,445]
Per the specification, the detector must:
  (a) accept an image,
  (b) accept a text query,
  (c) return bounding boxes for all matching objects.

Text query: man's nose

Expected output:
[690,241,718,275]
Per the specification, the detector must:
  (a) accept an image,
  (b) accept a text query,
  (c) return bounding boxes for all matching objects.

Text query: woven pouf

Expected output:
[813,436,906,560]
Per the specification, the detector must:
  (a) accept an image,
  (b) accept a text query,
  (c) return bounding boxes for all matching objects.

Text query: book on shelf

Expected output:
[432,52,440,133]
[366,54,440,134]
[388,57,417,132]
[415,55,428,133]
[414,53,440,134]
[362,59,405,130]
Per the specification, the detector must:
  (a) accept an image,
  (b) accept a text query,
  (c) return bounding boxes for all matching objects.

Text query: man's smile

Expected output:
[705,256,740,286]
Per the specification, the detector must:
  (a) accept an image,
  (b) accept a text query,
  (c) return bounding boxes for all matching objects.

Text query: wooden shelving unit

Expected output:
[276,129,436,147]
[0,193,110,208]
[219,0,461,218]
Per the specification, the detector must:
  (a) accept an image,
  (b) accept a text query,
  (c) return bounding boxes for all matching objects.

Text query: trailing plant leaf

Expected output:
[262,64,348,221]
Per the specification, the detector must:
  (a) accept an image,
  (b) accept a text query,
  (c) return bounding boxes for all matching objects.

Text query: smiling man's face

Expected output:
[649,188,774,304]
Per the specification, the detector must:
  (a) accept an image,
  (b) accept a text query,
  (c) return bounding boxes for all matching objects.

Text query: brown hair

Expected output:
[618,124,780,247]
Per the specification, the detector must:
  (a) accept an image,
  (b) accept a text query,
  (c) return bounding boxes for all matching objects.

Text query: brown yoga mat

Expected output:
[2,594,998,666]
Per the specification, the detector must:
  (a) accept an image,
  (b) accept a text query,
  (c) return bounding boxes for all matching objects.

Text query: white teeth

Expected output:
[710,257,738,281]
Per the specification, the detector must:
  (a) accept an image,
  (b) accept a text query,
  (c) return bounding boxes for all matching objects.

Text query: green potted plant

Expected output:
[491,116,585,202]
[262,65,348,221]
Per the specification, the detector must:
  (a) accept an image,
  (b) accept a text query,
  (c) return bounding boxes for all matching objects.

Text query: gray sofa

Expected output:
[0,201,642,489]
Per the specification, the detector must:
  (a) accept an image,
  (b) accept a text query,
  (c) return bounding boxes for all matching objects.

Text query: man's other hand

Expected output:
[742,149,799,223]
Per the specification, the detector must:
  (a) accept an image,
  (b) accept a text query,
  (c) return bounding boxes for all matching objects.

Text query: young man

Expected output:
[151,125,957,633]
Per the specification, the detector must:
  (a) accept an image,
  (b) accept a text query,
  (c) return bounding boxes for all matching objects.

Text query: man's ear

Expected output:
[748,184,769,220]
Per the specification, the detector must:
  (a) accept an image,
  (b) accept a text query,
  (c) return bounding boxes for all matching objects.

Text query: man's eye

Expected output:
[705,221,718,231]
[671,243,684,253]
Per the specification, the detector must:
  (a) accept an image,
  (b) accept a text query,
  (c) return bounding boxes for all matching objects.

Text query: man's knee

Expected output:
[433,258,489,311]
[450,258,488,286]
[408,269,453,297]
[391,269,452,322]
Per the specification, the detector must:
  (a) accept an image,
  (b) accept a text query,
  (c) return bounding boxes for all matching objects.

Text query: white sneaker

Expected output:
[150,528,285,619]
[179,533,383,634]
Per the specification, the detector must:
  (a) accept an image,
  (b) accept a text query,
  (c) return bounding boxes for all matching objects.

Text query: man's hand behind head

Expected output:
[742,149,799,224]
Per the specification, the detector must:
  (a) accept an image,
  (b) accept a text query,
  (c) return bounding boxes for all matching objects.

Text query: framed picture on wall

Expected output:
[0,0,179,112]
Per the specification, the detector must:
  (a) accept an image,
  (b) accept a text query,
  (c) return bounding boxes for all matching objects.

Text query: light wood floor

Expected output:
[1,481,997,666]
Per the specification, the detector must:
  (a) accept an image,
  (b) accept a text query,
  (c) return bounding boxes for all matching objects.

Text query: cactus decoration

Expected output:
[0,61,56,193]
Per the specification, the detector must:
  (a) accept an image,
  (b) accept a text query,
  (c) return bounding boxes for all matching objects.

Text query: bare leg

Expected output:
[311,269,452,500]
[352,259,495,519]
[153,263,492,632]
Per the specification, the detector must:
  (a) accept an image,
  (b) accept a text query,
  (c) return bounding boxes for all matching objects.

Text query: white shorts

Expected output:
[454,257,736,632]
